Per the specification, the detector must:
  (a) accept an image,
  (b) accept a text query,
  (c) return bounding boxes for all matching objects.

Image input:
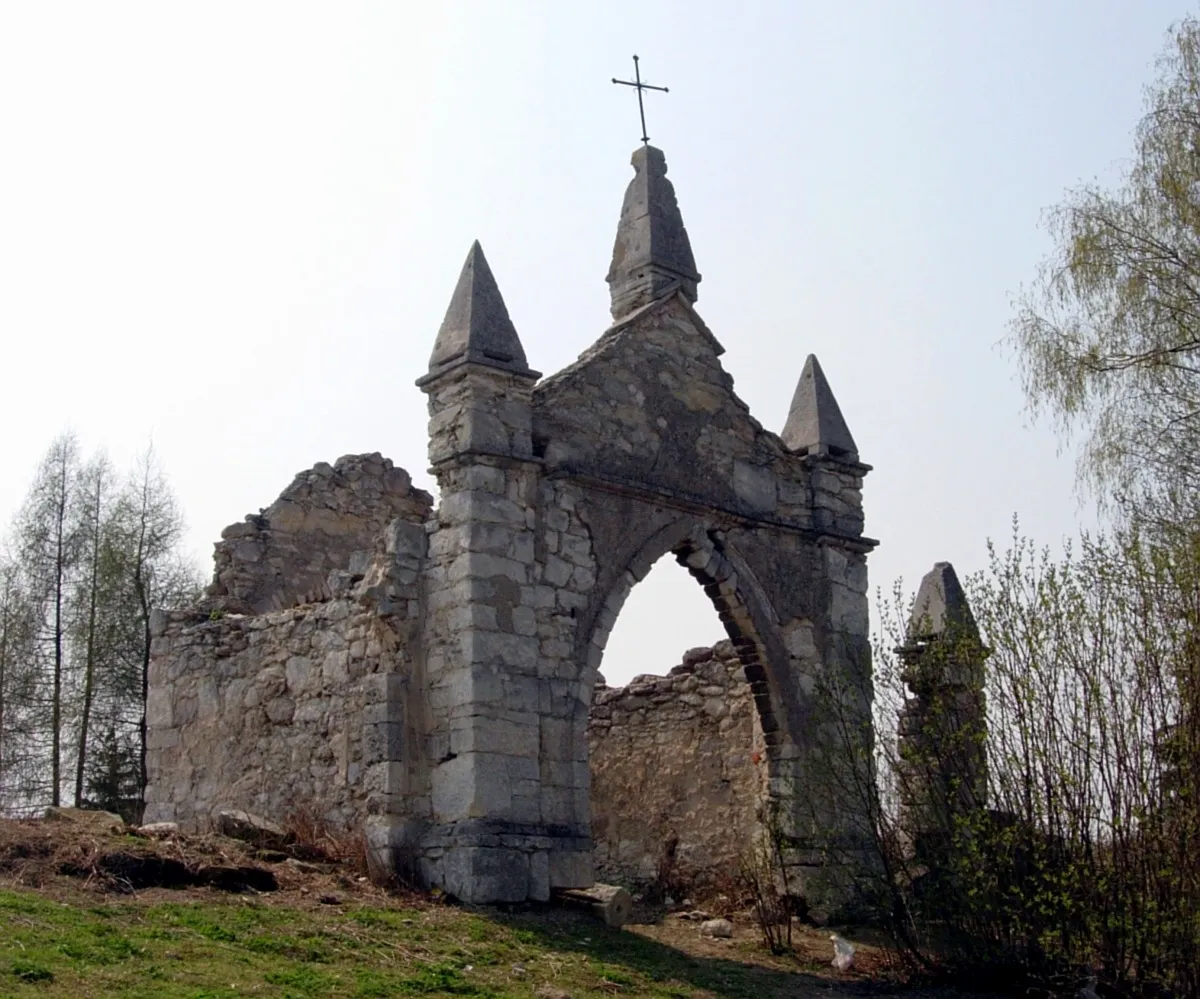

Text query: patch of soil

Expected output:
[0,813,361,902]
[58,852,195,890]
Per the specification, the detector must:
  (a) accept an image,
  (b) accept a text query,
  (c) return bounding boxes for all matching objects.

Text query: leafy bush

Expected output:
[863,525,1200,995]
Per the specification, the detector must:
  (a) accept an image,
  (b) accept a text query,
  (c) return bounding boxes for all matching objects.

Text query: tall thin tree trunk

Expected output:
[74,475,102,807]
[0,584,10,792]
[132,472,151,821]
[50,457,69,807]
[137,577,150,820]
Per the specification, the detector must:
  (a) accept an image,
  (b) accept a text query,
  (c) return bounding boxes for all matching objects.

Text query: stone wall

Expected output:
[145,455,431,836]
[144,598,381,830]
[588,640,768,891]
[207,453,432,614]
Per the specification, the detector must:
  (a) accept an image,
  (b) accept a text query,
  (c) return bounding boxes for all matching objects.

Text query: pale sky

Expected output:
[0,2,1184,685]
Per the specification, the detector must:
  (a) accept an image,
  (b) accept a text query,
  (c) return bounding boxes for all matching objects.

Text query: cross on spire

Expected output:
[612,55,668,145]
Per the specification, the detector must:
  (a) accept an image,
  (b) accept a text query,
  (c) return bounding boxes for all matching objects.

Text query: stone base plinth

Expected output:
[369,817,593,903]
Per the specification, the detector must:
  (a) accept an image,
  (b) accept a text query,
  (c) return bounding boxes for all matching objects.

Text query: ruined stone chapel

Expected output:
[144,143,879,905]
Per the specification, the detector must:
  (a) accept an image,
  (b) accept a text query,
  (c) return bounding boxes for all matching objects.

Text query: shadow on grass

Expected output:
[488,907,883,999]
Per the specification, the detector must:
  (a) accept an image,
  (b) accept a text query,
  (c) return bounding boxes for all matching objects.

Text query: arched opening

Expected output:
[601,556,720,687]
[584,531,779,900]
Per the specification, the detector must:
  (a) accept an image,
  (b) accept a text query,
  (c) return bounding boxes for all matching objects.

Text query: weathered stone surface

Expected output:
[206,453,432,615]
[44,807,125,835]
[556,883,633,927]
[781,354,858,459]
[589,642,767,890]
[422,240,540,381]
[907,560,977,641]
[607,145,701,320]
[216,810,291,850]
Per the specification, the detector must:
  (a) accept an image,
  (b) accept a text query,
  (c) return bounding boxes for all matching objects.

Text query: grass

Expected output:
[0,887,851,999]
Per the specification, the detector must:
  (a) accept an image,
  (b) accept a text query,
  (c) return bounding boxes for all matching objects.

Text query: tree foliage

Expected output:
[1011,18,1200,522]
[0,436,201,819]
[862,526,1200,995]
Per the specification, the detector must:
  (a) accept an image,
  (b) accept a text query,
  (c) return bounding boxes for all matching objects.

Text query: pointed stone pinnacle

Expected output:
[422,241,538,382]
[908,562,978,641]
[606,145,701,321]
[781,355,858,458]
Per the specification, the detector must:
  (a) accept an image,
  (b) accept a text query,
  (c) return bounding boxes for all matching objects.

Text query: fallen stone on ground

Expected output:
[43,807,125,836]
[216,809,291,851]
[136,822,179,838]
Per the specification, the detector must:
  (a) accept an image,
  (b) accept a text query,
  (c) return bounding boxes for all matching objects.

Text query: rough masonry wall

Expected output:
[145,455,431,835]
[145,598,383,830]
[588,641,768,890]
[207,453,432,614]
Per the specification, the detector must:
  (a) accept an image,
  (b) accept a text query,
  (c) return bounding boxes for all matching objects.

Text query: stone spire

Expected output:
[781,355,858,458]
[421,241,538,383]
[907,562,978,642]
[606,145,701,320]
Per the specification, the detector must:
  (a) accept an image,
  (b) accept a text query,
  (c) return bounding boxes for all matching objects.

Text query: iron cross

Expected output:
[612,55,668,145]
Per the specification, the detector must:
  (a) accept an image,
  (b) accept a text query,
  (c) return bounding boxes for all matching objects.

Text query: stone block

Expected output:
[432,752,515,820]
[539,716,581,761]
[449,714,539,757]
[548,849,594,889]
[462,465,506,493]
[559,533,592,567]
[543,555,573,587]
[265,696,295,724]
[363,721,404,764]
[529,849,551,901]
[511,605,538,636]
[449,552,529,584]
[733,459,777,513]
[285,656,312,693]
[442,846,531,903]
[463,631,538,671]
[197,677,219,721]
[146,687,173,728]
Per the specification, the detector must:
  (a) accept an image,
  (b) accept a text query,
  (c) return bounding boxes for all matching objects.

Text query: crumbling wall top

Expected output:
[207,453,432,614]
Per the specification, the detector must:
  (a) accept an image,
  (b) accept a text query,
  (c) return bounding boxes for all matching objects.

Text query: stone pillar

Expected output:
[359,516,429,881]
[896,562,989,861]
[415,240,572,902]
[419,360,556,902]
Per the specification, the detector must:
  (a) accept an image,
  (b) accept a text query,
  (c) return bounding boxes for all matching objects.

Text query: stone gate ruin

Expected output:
[145,144,878,905]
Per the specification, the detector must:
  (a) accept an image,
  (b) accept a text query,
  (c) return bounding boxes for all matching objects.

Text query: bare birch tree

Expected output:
[109,445,199,817]
[0,557,37,808]
[13,433,82,806]
[70,453,118,807]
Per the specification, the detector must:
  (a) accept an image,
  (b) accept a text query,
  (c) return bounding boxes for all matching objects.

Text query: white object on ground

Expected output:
[830,933,855,971]
[699,918,734,938]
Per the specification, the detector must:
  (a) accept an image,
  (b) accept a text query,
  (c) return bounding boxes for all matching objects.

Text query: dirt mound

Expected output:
[0,811,373,903]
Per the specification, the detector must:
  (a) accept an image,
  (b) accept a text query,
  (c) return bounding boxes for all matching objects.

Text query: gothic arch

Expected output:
[578,516,792,758]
